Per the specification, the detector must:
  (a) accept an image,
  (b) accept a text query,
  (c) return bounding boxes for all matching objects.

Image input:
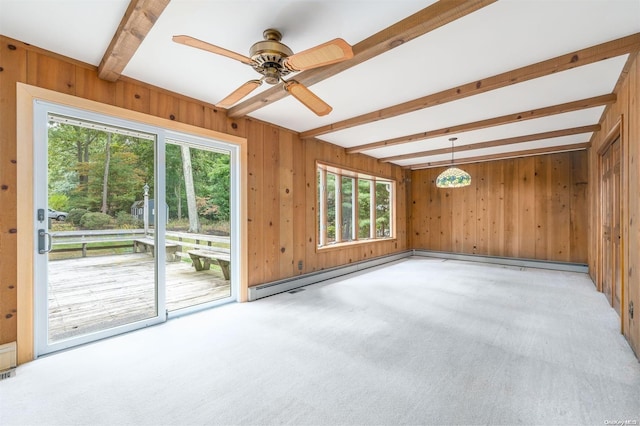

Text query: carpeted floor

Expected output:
[1,257,639,425]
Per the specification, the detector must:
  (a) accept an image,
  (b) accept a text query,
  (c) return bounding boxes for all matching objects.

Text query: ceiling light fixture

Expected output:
[436,137,471,188]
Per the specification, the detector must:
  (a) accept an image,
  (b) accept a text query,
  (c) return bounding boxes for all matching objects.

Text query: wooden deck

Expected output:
[47,253,230,342]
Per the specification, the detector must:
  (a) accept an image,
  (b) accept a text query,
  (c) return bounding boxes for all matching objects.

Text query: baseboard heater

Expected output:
[411,250,589,273]
[0,342,17,380]
[248,251,412,301]
[248,250,589,301]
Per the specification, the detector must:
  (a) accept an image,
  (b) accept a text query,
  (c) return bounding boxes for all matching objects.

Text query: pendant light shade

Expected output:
[436,137,471,188]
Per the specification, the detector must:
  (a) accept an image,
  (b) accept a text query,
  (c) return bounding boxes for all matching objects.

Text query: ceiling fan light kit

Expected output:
[173,28,353,116]
[436,137,472,188]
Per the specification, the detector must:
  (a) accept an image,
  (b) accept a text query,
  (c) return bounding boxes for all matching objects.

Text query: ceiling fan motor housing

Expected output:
[249,29,294,84]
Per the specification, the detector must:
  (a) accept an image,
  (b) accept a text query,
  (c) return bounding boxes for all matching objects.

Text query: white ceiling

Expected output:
[1,0,639,169]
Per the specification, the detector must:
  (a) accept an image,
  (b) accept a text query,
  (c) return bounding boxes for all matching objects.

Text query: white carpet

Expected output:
[1,257,639,425]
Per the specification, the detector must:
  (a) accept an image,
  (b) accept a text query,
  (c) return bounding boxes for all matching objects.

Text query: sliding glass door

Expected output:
[33,101,239,356]
[164,138,234,314]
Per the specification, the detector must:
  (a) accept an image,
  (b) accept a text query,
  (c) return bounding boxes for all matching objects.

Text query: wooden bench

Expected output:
[133,238,179,261]
[187,249,231,280]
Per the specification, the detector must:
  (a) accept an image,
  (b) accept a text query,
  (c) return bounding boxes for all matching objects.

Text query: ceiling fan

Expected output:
[172,29,353,116]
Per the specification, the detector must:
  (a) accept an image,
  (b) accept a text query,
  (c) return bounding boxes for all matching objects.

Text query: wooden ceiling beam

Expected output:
[379,124,600,162]
[98,0,171,82]
[226,0,497,118]
[346,94,615,154]
[409,142,590,170]
[303,32,640,139]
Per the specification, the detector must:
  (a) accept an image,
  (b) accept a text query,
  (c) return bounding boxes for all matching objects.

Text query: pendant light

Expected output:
[436,137,471,188]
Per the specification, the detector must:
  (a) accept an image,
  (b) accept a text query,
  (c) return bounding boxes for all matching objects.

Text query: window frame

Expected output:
[316,161,396,250]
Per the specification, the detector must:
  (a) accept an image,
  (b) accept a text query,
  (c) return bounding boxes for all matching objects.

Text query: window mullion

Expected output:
[319,168,327,247]
[370,179,376,239]
[353,178,359,241]
[335,173,342,243]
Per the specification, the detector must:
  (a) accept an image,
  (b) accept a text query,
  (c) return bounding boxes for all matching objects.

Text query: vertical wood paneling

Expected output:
[549,153,571,262]
[487,161,504,256]
[428,169,442,251]
[262,125,280,282]
[451,175,465,253]
[178,100,205,129]
[204,107,227,132]
[626,57,639,352]
[75,67,116,105]
[115,80,150,113]
[27,51,76,95]
[410,170,428,248]
[518,157,536,259]
[410,152,588,263]
[278,131,294,278]
[503,159,517,257]
[534,156,549,259]
[439,185,452,252]
[304,138,318,273]
[149,91,180,121]
[292,133,306,275]
[462,169,477,254]
[246,121,264,286]
[571,151,588,263]
[475,162,489,255]
[0,40,27,343]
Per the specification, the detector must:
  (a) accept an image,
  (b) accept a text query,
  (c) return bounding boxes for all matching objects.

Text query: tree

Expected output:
[101,133,111,214]
[166,143,185,221]
[181,145,200,233]
[48,121,152,218]
[204,153,231,221]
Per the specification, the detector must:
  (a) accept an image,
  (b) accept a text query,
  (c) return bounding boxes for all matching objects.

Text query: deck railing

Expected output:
[50,229,230,258]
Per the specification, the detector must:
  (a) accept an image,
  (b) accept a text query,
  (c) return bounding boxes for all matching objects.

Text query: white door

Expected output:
[34,102,167,356]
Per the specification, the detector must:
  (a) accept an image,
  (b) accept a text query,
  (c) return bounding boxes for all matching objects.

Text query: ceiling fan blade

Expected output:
[172,35,253,65]
[216,80,262,108]
[284,80,332,116]
[284,38,353,71]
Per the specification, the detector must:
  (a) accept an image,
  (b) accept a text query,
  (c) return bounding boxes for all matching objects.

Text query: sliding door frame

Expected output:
[33,100,168,356]
[17,83,248,364]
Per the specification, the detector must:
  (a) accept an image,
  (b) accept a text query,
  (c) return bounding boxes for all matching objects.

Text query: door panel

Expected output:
[601,147,612,303]
[35,105,165,356]
[164,140,233,312]
[33,101,240,356]
[612,140,622,315]
[599,137,621,317]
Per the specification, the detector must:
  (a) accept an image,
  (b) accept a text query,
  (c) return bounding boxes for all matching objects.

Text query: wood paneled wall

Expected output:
[588,53,640,355]
[245,121,409,286]
[0,36,408,345]
[409,152,588,264]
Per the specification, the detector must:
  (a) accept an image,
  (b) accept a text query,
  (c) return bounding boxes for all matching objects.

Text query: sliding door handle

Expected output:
[38,229,52,254]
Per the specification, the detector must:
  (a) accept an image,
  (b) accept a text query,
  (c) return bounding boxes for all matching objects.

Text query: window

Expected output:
[317,163,394,248]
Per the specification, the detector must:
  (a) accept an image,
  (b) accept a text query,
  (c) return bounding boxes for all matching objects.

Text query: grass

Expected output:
[166,219,230,236]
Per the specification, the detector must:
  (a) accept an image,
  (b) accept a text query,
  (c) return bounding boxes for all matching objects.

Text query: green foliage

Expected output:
[165,143,231,222]
[48,121,231,230]
[67,208,88,226]
[116,211,141,228]
[80,212,113,230]
[320,172,392,243]
[48,122,155,217]
[48,193,69,211]
[205,154,231,221]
